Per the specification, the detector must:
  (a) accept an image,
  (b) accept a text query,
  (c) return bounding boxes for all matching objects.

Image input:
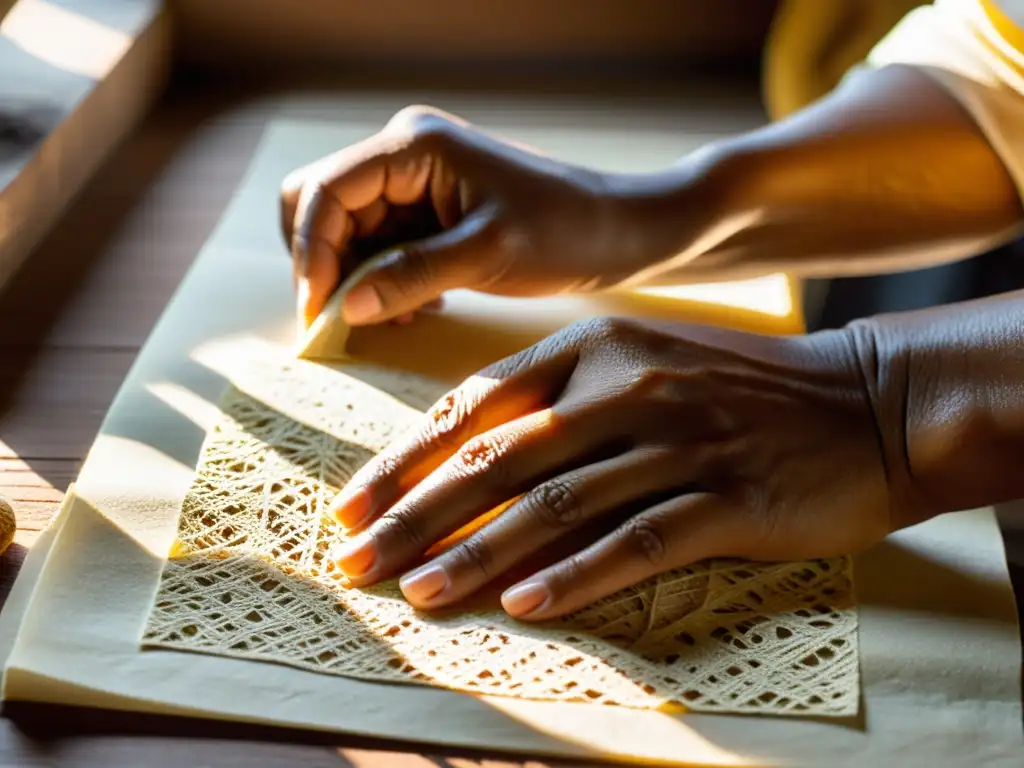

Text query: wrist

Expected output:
[846,292,1024,523]
[843,317,933,530]
[598,140,738,287]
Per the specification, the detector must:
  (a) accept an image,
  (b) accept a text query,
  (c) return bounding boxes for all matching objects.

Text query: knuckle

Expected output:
[387,105,454,148]
[425,389,474,449]
[293,181,332,243]
[455,433,510,486]
[449,534,494,577]
[376,507,427,549]
[574,316,635,347]
[549,320,597,356]
[570,317,610,344]
[552,552,587,590]
[481,341,541,381]
[387,104,434,129]
[359,452,400,489]
[280,167,305,201]
[523,478,584,528]
[621,517,667,566]
[375,452,401,477]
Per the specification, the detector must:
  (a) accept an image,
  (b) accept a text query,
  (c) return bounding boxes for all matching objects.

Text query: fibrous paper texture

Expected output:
[142,350,859,716]
[2,119,1021,766]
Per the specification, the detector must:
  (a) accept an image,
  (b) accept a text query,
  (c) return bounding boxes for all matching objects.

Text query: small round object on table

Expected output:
[0,495,15,555]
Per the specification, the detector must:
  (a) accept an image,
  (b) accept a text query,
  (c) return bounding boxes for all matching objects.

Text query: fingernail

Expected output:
[333,535,377,578]
[399,564,449,604]
[501,581,550,618]
[343,284,383,325]
[329,486,374,529]
[296,278,312,331]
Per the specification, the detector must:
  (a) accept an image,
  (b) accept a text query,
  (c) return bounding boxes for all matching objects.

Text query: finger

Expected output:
[289,139,428,327]
[429,158,461,228]
[291,111,533,328]
[280,165,306,248]
[351,198,389,237]
[341,206,500,326]
[501,493,744,620]
[329,336,580,528]
[386,153,434,206]
[292,181,355,328]
[288,121,449,290]
[334,406,611,585]
[397,448,682,609]
[289,108,524,282]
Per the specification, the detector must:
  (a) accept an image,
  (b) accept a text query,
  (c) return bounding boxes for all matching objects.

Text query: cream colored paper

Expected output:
[298,253,381,359]
[1,118,1022,767]
[299,265,801,380]
[141,343,859,716]
[0,487,74,671]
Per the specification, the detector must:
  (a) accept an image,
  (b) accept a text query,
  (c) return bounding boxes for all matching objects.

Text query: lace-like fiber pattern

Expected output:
[142,355,860,716]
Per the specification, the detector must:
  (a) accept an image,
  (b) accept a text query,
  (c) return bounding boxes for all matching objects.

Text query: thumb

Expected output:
[342,208,499,325]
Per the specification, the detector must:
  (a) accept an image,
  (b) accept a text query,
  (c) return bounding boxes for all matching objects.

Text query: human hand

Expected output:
[280,106,689,329]
[328,317,906,620]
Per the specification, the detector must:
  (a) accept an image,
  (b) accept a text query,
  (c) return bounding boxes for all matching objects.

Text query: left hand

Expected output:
[330,317,901,620]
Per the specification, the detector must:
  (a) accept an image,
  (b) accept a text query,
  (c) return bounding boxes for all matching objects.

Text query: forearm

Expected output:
[848,288,1024,525]
[613,65,1024,287]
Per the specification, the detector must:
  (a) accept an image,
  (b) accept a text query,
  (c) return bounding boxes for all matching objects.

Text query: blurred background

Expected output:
[170,0,1024,330]
[6,0,1022,335]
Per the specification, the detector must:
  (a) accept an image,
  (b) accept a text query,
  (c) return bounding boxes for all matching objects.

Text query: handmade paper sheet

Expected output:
[1,116,1021,767]
[141,342,859,715]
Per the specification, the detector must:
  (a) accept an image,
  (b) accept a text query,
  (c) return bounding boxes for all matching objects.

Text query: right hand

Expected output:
[280,106,682,328]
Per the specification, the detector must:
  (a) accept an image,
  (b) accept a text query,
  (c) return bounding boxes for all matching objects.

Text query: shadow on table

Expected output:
[129,351,858,720]
[7,428,1024,764]
[0,493,766,768]
[2,700,598,768]
[0,543,29,606]
[0,72,265,500]
[0,103,61,164]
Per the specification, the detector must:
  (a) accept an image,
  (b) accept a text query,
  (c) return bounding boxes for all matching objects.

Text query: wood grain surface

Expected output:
[0,71,1018,767]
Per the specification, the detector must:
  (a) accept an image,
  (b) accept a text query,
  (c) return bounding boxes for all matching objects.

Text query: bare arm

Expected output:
[616,65,1024,286]
[281,64,1024,325]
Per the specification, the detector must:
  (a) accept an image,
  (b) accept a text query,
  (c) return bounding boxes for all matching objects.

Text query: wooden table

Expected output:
[0,71,1020,766]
